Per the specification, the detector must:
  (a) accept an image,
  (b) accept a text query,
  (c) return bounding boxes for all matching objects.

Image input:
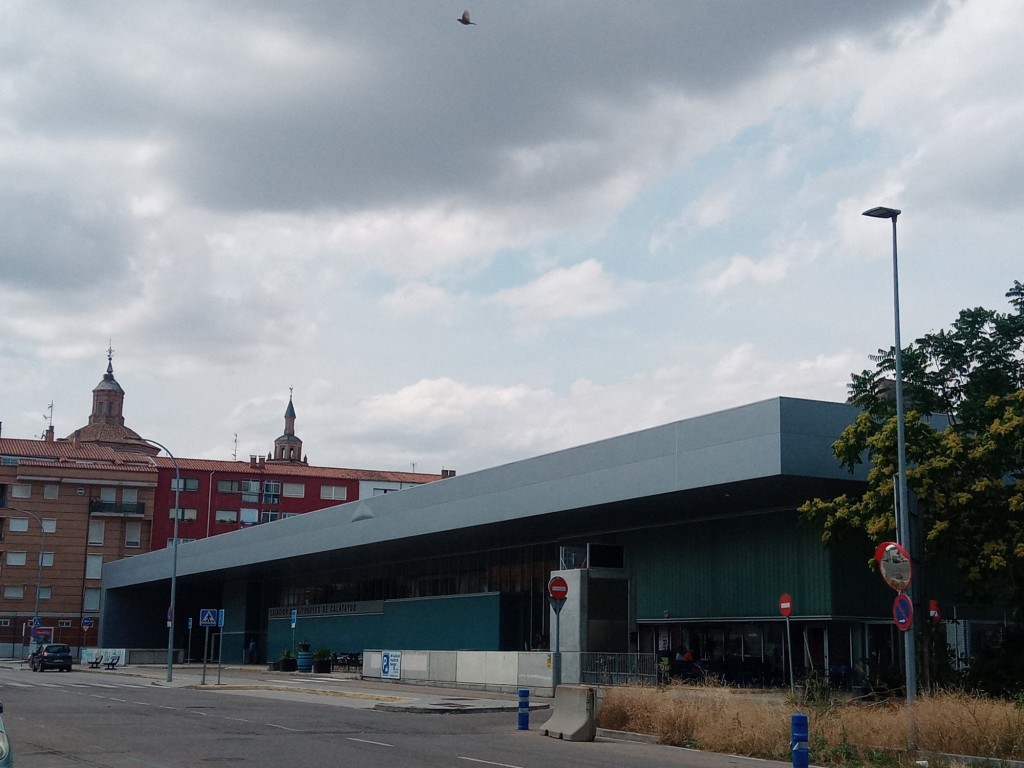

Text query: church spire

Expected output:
[270,387,306,464]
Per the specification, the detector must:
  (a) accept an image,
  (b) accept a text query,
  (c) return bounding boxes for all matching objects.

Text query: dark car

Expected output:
[30,643,73,672]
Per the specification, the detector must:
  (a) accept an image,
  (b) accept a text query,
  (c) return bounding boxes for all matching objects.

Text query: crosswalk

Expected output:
[0,676,148,690]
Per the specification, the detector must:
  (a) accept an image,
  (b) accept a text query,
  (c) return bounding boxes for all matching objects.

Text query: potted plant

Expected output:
[312,647,332,674]
[279,648,297,672]
[297,640,311,652]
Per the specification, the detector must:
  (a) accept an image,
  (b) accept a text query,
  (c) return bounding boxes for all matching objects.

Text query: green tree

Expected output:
[801,282,1024,616]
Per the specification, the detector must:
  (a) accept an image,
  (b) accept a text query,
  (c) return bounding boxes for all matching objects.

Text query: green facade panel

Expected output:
[266,593,503,657]
[625,510,836,620]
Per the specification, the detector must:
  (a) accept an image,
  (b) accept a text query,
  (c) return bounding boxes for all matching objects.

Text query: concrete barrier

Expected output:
[540,685,596,742]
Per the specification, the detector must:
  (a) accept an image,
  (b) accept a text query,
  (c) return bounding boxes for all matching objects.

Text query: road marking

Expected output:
[267,723,298,731]
[347,738,393,748]
[458,758,526,768]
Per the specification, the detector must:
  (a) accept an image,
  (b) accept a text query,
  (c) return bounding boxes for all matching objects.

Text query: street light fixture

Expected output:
[139,438,180,683]
[862,205,917,707]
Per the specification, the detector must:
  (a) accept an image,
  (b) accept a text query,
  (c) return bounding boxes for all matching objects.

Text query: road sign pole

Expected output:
[786,616,794,695]
[201,627,209,685]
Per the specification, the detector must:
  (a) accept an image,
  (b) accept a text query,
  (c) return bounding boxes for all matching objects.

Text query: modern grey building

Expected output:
[101,397,949,685]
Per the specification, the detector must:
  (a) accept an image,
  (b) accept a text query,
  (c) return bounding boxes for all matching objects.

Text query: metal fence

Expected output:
[579,652,659,686]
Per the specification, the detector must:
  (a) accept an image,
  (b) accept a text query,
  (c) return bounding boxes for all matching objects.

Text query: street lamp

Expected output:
[8,507,46,651]
[139,438,180,683]
[862,205,917,706]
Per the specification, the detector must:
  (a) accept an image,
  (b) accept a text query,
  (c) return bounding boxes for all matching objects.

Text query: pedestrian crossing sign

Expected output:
[199,608,218,627]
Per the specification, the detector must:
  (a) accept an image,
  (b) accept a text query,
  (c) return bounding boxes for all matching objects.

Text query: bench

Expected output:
[104,656,120,670]
[87,657,103,669]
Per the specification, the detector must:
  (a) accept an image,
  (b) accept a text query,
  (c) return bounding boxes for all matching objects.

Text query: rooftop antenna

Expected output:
[42,401,54,438]
[233,432,238,461]
[410,462,416,473]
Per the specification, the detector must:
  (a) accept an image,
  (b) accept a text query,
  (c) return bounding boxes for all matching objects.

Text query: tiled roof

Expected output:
[0,438,147,463]
[1,438,443,483]
[149,456,441,483]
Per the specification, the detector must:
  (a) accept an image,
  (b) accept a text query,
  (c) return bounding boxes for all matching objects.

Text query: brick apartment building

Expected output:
[0,352,450,657]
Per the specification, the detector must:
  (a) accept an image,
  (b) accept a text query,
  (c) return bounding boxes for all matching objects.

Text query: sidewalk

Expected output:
[91,662,552,715]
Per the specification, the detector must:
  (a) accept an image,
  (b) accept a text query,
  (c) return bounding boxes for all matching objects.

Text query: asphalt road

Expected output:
[0,666,788,768]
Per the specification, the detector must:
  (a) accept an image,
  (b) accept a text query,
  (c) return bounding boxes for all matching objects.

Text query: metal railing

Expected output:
[579,652,659,686]
[88,500,146,515]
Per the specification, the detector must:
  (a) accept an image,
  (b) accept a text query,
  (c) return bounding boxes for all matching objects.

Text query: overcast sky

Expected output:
[1,1,1021,475]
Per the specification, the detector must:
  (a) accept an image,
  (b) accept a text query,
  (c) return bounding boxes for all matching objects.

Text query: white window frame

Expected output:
[9,518,29,533]
[321,485,348,501]
[44,484,59,500]
[4,585,24,599]
[125,521,142,548]
[88,520,105,546]
[42,518,56,534]
[6,551,26,567]
[37,585,52,600]
[170,508,198,522]
[40,552,54,567]
[11,484,31,499]
[83,587,101,612]
[85,554,104,580]
[215,509,238,524]
[283,482,305,498]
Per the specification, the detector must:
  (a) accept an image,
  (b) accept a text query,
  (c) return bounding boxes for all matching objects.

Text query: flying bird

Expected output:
[458,10,476,25]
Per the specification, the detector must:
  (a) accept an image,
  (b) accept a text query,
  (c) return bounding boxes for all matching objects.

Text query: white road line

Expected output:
[458,758,526,768]
[267,723,298,731]
[347,738,393,748]
[110,698,127,702]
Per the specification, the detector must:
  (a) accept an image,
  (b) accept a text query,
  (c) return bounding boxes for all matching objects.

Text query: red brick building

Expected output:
[0,351,451,656]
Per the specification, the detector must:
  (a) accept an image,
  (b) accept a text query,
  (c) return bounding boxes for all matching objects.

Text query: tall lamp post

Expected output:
[140,438,180,683]
[9,507,46,650]
[862,205,917,706]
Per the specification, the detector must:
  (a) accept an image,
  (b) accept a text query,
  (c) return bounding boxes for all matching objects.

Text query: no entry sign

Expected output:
[779,593,793,617]
[548,576,569,601]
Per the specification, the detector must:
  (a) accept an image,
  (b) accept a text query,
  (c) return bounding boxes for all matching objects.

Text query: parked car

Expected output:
[30,643,73,672]
[0,701,12,767]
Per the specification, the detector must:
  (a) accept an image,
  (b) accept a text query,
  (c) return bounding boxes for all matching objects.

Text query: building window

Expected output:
[240,508,258,526]
[241,480,259,502]
[6,551,26,567]
[9,518,29,533]
[89,520,105,546]
[0,619,10,627]
[44,484,59,500]
[215,509,238,524]
[260,510,279,524]
[170,508,198,522]
[122,488,140,514]
[85,554,104,579]
[58,619,72,628]
[83,588,101,612]
[125,521,142,548]
[321,485,348,501]
[263,481,281,505]
[40,552,54,567]
[4,585,24,599]
[42,518,56,534]
[283,482,305,498]
[37,585,52,600]
[171,477,200,492]
[11,484,31,499]
[100,487,116,503]
[217,480,240,494]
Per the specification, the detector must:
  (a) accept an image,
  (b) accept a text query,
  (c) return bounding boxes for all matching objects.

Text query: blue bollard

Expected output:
[791,712,809,768]
[517,687,530,730]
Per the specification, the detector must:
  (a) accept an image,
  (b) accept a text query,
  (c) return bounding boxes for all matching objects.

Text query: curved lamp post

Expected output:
[7,506,46,650]
[140,438,180,683]
[862,205,917,707]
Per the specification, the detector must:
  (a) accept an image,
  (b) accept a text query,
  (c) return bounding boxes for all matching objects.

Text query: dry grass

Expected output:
[596,684,1024,766]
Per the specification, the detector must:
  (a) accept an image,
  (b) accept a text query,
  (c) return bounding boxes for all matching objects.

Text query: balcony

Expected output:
[89,500,146,516]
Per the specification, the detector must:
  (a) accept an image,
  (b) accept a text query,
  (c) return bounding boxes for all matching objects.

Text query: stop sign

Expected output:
[548,576,569,600]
